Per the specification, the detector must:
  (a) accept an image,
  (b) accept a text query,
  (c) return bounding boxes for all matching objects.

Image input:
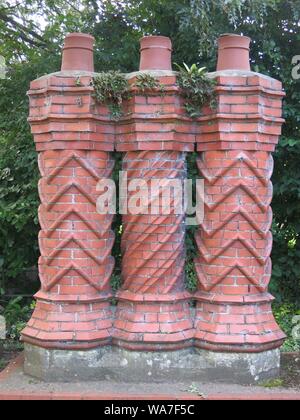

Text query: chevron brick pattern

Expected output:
[22,72,116,350]
[113,150,194,349]
[22,150,115,349]
[195,150,273,293]
[194,73,286,351]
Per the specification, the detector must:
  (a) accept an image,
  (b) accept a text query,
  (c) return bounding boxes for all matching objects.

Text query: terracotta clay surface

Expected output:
[61,33,95,72]
[140,36,172,71]
[217,34,251,71]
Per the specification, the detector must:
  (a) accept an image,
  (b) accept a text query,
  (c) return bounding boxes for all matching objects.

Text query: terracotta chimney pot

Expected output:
[217,34,251,71]
[139,36,172,71]
[61,33,95,72]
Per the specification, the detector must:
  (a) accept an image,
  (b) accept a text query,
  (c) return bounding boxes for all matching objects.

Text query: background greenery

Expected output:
[0,0,299,349]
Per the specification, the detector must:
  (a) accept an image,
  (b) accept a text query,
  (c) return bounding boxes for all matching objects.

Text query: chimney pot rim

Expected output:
[218,33,251,46]
[219,33,251,40]
[140,35,171,41]
[140,35,172,50]
[65,32,95,40]
[63,33,95,49]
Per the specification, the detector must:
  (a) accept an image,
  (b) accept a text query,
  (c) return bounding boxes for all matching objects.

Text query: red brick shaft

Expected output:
[113,151,194,350]
[194,150,284,351]
[194,73,286,352]
[22,149,115,350]
[22,50,116,349]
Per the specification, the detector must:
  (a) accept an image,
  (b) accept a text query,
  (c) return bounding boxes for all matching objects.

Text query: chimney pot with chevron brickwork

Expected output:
[22,33,115,356]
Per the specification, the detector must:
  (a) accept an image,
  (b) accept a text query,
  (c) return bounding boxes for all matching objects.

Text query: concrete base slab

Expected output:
[24,344,281,385]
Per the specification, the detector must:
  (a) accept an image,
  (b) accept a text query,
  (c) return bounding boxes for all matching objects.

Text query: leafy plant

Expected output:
[185,226,199,293]
[0,58,46,294]
[185,260,198,293]
[270,223,300,305]
[273,303,300,352]
[183,383,206,398]
[92,71,130,120]
[185,225,198,293]
[134,73,165,96]
[75,76,82,87]
[260,378,284,388]
[176,63,217,118]
[110,273,122,293]
[1,297,35,340]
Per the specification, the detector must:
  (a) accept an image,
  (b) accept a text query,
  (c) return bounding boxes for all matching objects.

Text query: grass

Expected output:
[260,378,284,388]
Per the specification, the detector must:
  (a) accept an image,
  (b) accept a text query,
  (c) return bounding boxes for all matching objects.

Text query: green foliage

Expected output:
[184,152,200,293]
[1,297,35,340]
[176,63,217,117]
[179,0,278,59]
[75,76,83,87]
[185,260,198,293]
[185,224,199,293]
[110,152,123,293]
[110,273,122,293]
[0,339,24,352]
[0,53,59,292]
[273,304,300,352]
[134,73,165,96]
[270,224,300,305]
[183,383,205,397]
[0,137,39,280]
[92,71,130,120]
[260,378,284,388]
[0,359,6,371]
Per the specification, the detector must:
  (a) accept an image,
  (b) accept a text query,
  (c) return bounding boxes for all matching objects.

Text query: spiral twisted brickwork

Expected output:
[122,151,185,294]
[113,151,194,350]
